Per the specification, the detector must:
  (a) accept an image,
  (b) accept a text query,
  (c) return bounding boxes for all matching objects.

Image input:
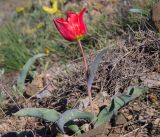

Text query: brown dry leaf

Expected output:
[25,74,44,96]
[116,113,128,125]
[84,92,110,114]
[84,103,99,114]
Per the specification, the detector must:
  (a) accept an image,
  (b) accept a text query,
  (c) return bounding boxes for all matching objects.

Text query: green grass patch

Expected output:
[0,24,30,72]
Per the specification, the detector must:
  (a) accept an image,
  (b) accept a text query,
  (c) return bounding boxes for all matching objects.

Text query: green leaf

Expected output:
[57,109,96,133]
[17,53,46,91]
[14,108,60,122]
[68,124,81,135]
[87,48,107,91]
[114,95,132,108]
[128,86,147,97]
[94,86,147,127]
[94,107,113,128]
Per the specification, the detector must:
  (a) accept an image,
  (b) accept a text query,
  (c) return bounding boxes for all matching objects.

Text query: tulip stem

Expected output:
[77,40,94,113]
[77,40,88,73]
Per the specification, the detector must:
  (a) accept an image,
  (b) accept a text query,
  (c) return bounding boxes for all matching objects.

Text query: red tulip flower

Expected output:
[54,8,94,113]
[53,8,87,41]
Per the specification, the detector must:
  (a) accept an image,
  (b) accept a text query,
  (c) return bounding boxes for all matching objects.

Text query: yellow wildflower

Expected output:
[16,7,25,13]
[44,47,50,54]
[42,0,62,16]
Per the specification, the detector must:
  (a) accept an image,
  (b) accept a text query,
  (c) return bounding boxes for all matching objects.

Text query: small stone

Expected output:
[132,104,141,112]
[127,115,133,120]
[154,118,160,125]
[81,123,90,132]
[139,116,144,121]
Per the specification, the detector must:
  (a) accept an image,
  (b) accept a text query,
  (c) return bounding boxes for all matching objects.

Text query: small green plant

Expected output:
[0,24,30,71]
[14,48,147,135]
[14,86,147,135]
[17,53,46,92]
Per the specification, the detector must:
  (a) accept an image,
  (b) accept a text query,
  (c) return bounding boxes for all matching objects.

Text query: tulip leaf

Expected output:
[17,53,46,92]
[94,86,147,127]
[128,86,147,97]
[13,108,60,122]
[94,107,113,128]
[67,124,81,135]
[57,109,95,133]
[87,48,107,91]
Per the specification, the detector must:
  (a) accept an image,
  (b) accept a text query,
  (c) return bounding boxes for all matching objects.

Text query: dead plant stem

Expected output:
[2,87,20,109]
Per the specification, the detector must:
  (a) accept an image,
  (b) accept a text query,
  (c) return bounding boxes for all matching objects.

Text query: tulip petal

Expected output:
[54,18,75,41]
[66,13,80,38]
[79,8,86,17]
[67,11,76,17]
[78,8,87,35]
[67,12,78,22]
